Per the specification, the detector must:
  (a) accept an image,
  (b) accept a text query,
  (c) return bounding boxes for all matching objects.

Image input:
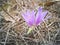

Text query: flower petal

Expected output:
[35,7,48,25]
[40,11,48,21]
[35,7,43,25]
[27,10,35,26]
[21,10,35,26]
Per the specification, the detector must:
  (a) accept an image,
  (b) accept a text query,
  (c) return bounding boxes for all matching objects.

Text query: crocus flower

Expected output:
[21,7,48,27]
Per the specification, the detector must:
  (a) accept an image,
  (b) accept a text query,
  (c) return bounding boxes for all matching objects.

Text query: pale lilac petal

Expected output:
[35,10,48,25]
[35,7,43,25]
[21,10,35,26]
[21,12,28,22]
[27,10,35,26]
[40,11,48,20]
[30,10,35,23]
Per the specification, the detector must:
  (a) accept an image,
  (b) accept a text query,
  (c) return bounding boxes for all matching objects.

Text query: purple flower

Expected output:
[21,7,48,27]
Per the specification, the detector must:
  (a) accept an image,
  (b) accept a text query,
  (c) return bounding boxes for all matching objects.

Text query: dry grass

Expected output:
[0,0,60,45]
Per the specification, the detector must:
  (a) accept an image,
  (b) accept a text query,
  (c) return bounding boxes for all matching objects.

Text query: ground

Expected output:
[0,0,60,45]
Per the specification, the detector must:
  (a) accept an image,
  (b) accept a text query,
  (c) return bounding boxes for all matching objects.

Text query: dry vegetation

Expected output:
[0,0,60,45]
